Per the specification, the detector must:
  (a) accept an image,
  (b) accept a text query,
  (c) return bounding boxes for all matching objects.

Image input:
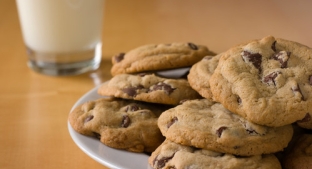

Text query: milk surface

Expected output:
[16,0,104,53]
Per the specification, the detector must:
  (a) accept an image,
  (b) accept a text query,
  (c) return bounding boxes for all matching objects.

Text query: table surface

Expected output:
[1,0,312,168]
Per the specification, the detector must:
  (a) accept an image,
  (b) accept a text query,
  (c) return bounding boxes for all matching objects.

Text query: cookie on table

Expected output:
[187,53,222,99]
[209,36,312,127]
[111,42,216,76]
[157,99,293,156]
[149,139,282,169]
[282,134,312,169]
[68,97,169,153]
[97,73,202,105]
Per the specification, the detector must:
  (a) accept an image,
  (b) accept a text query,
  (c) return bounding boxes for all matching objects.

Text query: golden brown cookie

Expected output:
[97,73,202,105]
[68,97,170,153]
[187,53,222,99]
[111,42,215,76]
[209,36,312,127]
[157,99,293,156]
[149,139,282,169]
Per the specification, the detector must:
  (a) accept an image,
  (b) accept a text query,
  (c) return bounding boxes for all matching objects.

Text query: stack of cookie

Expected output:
[98,42,215,106]
[69,37,312,169]
[149,36,312,169]
[69,42,213,153]
[150,99,289,169]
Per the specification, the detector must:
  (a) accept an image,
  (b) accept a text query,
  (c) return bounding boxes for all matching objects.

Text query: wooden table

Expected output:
[1,0,312,168]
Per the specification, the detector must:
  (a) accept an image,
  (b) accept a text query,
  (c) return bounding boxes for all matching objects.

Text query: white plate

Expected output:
[155,67,190,78]
[68,68,190,169]
[68,86,153,169]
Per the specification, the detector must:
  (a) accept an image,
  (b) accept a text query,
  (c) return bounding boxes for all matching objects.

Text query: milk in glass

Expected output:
[16,0,105,75]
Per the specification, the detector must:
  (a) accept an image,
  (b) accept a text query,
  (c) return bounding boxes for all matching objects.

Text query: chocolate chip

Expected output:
[291,84,304,101]
[309,75,312,85]
[240,121,261,135]
[242,51,262,72]
[122,85,145,97]
[150,82,175,95]
[246,129,259,135]
[263,72,280,86]
[237,96,242,105]
[153,154,175,168]
[297,113,311,123]
[114,53,125,63]
[84,115,94,123]
[92,132,101,139]
[271,51,290,68]
[188,42,198,50]
[167,117,178,128]
[122,87,137,97]
[271,41,277,52]
[125,104,140,112]
[121,115,131,128]
[216,126,227,138]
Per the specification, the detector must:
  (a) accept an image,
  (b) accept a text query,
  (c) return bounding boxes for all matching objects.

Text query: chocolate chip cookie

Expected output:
[209,36,312,127]
[97,73,202,105]
[68,97,169,153]
[149,139,282,169]
[282,134,312,169]
[111,42,215,76]
[187,53,222,99]
[157,99,293,156]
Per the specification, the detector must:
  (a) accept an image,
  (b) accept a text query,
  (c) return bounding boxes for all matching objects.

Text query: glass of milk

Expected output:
[16,0,105,76]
